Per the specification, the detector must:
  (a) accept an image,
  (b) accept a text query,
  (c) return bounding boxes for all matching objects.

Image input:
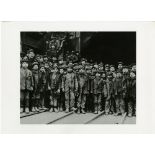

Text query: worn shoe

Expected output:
[81,109,86,114]
[128,113,132,117]
[105,112,109,115]
[25,107,30,114]
[59,107,63,112]
[114,112,119,116]
[77,109,80,114]
[42,106,47,110]
[20,108,24,113]
[65,108,69,113]
[71,107,77,111]
[31,107,36,112]
[94,110,98,114]
[49,108,53,112]
[35,107,39,112]
[109,111,113,115]
[38,107,42,110]
[54,108,59,113]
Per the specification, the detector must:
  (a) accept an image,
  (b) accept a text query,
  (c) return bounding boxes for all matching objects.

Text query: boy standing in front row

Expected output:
[20,60,33,113]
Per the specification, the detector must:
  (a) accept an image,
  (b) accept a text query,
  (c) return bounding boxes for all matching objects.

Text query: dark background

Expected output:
[21,32,136,65]
[80,32,136,65]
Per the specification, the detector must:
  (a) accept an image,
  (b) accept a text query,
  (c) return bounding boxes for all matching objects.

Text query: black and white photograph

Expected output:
[20,31,136,124]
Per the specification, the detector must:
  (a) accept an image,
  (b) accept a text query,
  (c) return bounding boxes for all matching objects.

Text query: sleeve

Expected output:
[103,82,108,97]
[74,75,78,91]
[30,71,34,87]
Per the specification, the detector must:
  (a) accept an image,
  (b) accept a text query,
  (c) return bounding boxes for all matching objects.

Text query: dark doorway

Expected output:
[80,32,136,65]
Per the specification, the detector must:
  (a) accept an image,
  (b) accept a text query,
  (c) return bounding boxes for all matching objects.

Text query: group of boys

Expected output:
[20,49,136,117]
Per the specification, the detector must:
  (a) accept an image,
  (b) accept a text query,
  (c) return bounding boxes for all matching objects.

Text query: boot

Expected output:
[20,107,24,113]
[31,107,36,112]
[49,107,53,112]
[77,108,80,114]
[128,113,132,117]
[25,107,30,114]
[65,108,69,113]
[71,107,77,112]
[35,107,39,112]
[105,112,109,115]
[94,104,98,114]
[59,107,63,112]
[114,112,119,116]
[38,106,42,110]
[42,106,47,110]
[54,108,59,113]
[81,108,86,114]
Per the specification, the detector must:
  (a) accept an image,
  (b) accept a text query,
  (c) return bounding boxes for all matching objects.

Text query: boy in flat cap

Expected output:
[48,66,60,112]
[57,66,65,112]
[122,65,130,113]
[105,72,115,115]
[63,67,78,113]
[93,71,103,114]
[100,71,108,112]
[105,64,110,74]
[44,61,51,109]
[113,71,125,116]
[127,71,136,117]
[117,62,123,72]
[27,49,35,70]
[20,60,33,113]
[31,62,40,112]
[76,68,88,114]
[39,64,47,110]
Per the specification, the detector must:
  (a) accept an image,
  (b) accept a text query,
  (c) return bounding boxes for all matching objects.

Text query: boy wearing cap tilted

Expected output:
[20,60,33,113]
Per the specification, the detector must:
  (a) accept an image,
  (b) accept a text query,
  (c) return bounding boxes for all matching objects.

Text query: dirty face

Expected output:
[60,68,64,74]
[40,67,45,72]
[101,73,106,78]
[29,51,35,59]
[116,72,122,78]
[130,72,136,78]
[39,57,43,63]
[22,62,28,68]
[105,67,109,72]
[132,65,136,72]
[44,57,48,62]
[95,72,100,77]
[118,64,123,69]
[123,68,128,74]
[110,66,115,72]
[33,64,38,70]
[45,63,49,69]
[67,68,73,73]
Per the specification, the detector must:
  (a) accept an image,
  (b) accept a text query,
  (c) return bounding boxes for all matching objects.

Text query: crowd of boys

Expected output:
[20,49,136,117]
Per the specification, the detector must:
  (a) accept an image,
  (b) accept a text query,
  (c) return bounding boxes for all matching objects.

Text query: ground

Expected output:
[20,111,136,124]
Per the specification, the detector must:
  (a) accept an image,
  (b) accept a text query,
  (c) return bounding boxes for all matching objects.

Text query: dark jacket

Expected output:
[113,77,124,96]
[20,68,33,91]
